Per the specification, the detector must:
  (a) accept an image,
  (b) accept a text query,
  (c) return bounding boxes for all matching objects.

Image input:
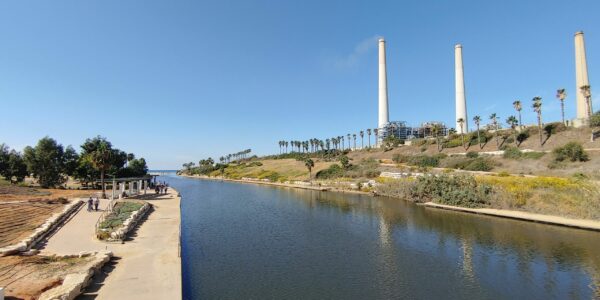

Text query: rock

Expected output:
[22,249,40,256]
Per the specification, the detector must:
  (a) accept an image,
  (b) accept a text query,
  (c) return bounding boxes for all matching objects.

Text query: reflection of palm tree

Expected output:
[461,238,475,282]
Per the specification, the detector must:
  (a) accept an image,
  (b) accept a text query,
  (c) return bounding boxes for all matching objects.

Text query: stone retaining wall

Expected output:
[0,200,84,256]
[107,202,151,241]
[39,251,113,300]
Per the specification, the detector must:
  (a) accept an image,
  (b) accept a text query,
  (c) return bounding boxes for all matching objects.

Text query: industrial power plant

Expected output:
[376,31,593,143]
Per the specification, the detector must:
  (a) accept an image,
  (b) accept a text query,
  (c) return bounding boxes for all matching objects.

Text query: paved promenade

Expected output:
[40,189,182,300]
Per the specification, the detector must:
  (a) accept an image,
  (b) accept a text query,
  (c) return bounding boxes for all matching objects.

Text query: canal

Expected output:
[162,175,600,299]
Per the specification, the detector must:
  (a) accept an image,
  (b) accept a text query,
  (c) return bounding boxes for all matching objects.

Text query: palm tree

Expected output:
[359,131,364,149]
[352,134,357,150]
[490,113,499,149]
[580,85,594,141]
[506,115,519,146]
[374,128,379,148]
[556,89,567,125]
[473,115,482,149]
[532,96,543,146]
[88,141,113,199]
[431,123,443,152]
[304,158,314,181]
[457,118,466,149]
[513,100,522,130]
[347,134,352,149]
[366,129,372,148]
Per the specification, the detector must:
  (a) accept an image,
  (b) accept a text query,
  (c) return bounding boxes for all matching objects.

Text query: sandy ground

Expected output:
[425,202,600,231]
[38,189,182,300]
[0,200,69,248]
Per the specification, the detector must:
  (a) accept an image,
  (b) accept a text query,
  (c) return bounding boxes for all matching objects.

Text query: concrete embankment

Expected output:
[424,202,600,232]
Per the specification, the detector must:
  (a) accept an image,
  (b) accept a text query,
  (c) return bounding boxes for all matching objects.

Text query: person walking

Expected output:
[94,197,100,211]
[87,197,93,212]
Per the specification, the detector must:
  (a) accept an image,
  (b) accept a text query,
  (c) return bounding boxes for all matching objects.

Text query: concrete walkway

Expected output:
[424,202,600,231]
[39,190,182,300]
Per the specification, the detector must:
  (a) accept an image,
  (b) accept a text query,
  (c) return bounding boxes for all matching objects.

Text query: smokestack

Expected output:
[575,31,592,126]
[455,44,468,134]
[378,38,389,129]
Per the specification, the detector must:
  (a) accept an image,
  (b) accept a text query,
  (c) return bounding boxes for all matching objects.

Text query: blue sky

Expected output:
[0,0,598,169]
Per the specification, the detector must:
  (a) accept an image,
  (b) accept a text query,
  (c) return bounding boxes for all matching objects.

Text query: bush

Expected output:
[410,155,440,168]
[410,174,492,208]
[466,151,479,158]
[464,158,494,171]
[544,122,567,135]
[392,154,409,163]
[503,146,522,159]
[516,131,530,145]
[444,138,464,148]
[553,142,589,162]
[315,164,345,179]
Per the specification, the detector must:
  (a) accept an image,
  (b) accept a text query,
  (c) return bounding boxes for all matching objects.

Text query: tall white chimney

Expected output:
[378,38,389,129]
[455,44,468,133]
[575,31,592,126]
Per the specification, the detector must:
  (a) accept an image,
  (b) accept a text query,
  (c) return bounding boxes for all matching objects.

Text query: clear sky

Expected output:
[1,0,598,169]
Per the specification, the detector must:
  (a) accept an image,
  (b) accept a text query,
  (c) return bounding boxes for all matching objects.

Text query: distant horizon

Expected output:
[1,0,598,169]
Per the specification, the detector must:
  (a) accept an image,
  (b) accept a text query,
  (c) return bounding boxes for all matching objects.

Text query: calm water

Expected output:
[162,175,600,300]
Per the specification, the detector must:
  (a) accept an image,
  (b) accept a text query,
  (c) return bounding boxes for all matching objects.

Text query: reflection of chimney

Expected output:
[378,38,389,129]
[575,31,592,124]
[455,44,468,133]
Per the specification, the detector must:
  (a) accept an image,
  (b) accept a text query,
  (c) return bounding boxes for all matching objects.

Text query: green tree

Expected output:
[0,148,28,183]
[512,100,522,129]
[473,115,482,149]
[489,113,499,149]
[304,158,315,180]
[431,124,443,152]
[532,96,543,146]
[23,137,66,187]
[82,137,115,198]
[556,89,567,125]
[506,115,519,146]
[366,129,372,148]
[63,146,79,177]
[0,144,9,176]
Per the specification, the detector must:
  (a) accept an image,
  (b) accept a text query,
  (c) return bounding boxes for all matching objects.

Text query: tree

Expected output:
[359,131,364,149]
[63,146,79,177]
[352,134,357,150]
[374,129,379,148]
[506,115,519,146]
[304,158,314,180]
[532,96,543,146]
[512,100,522,130]
[82,137,115,198]
[473,115,482,149]
[366,129,372,148]
[580,85,594,141]
[126,158,148,177]
[23,137,66,187]
[431,124,443,152]
[457,118,466,149]
[556,89,567,126]
[489,113,499,149]
[340,155,351,169]
[0,148,28,183]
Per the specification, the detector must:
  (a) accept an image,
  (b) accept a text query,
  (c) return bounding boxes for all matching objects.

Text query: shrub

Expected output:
[553,142,589,162]
[392,154,409,163]
[516,131,530,145]
[444,138,463,148]
[466,151,479,158]
[463,158,494,171]
[543,122,567,135]
[410,174,492,208]
[315,164,344,179]
[503,146,522,159]
[410,155,440,168]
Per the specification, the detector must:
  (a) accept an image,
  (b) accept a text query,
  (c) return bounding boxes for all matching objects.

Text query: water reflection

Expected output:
[166,176,600,299]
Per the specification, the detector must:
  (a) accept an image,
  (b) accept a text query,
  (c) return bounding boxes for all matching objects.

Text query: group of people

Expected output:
[154,181,169,194]
[87,197,100,212]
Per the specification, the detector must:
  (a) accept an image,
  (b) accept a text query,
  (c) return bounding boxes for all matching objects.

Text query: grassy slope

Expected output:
[217,159,334,181]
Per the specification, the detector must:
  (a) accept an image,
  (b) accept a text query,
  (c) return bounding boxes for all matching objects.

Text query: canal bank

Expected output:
[180,174,600,232]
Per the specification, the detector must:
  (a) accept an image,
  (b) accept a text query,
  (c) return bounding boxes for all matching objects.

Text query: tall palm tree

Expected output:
[359,130,364,149]
[457,118,466,149]
[556,89,567,125]
[347,134,352,149]
[366,129,372,148]
[513,100,522,130]
[88,141,113,199]
[374,128,379,148]
[305,158,315,181]
[580,85,594,141]
[489,113,499,149]
[352,134,357,150]
[431,123,443,152]
[506,115,519,146]
[326,139,331,150]
[473,115,482,149]
[532,96,543,146]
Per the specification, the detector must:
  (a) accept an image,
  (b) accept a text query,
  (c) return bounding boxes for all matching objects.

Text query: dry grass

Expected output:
[0,255,92,300]
[221,159,334,181]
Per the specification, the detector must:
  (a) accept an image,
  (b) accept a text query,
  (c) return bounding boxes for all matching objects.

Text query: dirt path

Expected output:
[39,190,182,300]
